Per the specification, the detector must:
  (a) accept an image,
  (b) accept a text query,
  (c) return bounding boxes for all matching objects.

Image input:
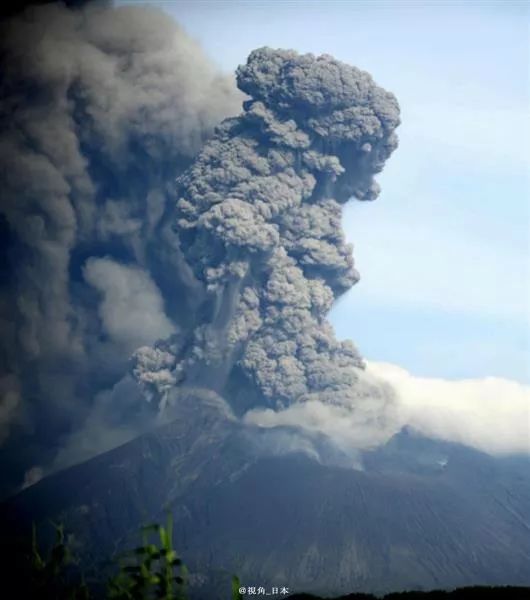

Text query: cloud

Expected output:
[245,360,530,457]
[83,257,175,353]
[132,47,401,420]
[243,363,400,453]
[0,2,241,496]
[22,466,43,490]
[368,361,530,456]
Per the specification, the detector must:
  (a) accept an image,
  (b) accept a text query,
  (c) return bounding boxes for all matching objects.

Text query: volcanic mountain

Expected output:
[3,393,530,598]
[2,5,529,599]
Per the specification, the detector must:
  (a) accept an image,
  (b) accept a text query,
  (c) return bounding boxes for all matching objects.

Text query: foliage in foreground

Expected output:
[30,520,90,600]
[24,520,530,600]
[28,515,243,600]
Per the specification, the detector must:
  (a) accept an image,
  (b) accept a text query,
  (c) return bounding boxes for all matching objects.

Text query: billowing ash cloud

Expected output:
[1,3,403,495]
[0,2,242,495]
[132,48,401,426]
[245,361,530,457]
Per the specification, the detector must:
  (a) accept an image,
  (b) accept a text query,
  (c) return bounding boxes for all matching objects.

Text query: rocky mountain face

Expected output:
[2,394,530,598]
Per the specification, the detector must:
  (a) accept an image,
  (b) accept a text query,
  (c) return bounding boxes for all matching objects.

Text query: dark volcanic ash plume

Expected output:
[0,3,401,496]
[0,2,241,495]
[132,48,401,429]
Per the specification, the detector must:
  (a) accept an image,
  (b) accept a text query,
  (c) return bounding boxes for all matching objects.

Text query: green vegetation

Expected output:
[30,520,90,600]
[107,516,187,600]
[22,520,530,600]
[26,515,243,600]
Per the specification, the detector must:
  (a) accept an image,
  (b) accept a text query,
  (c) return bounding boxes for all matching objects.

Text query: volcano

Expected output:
[3,393,530,598]
[1,6,529,599]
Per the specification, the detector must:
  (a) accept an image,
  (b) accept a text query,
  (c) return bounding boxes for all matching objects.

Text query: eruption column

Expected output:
[133,47,401,419]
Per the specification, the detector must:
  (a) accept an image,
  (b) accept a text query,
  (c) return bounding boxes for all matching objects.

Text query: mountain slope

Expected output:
[2,394,530,598]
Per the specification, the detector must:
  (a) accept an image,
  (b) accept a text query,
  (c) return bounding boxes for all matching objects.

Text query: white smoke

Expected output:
[83,257,176,353]
[245,361,530,457]
[369,361,530,456]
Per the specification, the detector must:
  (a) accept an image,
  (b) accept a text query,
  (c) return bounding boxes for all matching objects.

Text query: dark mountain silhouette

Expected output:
[2,394,530,599]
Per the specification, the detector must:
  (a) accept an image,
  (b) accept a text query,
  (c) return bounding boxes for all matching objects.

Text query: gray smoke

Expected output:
[0,2,241,495]
[1,5,402,495]
[132,48,401,432]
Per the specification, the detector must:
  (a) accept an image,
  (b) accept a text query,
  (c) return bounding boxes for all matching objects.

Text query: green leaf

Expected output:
[232,574,243,600]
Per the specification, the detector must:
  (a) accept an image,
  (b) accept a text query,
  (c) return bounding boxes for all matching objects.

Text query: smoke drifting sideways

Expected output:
[0,2,242,496]
[132,50,402,443]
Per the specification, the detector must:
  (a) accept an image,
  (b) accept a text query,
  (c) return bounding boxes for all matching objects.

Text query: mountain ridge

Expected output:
[2,394,530,598]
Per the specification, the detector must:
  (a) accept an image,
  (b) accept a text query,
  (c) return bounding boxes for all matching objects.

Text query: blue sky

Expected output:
[122,0,529,383]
